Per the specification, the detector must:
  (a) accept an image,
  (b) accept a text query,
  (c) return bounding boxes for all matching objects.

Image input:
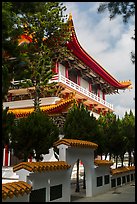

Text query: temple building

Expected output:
[3,14,132,120]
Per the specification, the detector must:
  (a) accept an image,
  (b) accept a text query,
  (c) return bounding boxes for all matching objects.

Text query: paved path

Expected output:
[71,182,135,202]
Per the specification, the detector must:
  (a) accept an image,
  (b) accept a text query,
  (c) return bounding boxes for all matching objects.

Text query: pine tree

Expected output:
[2,2,71,109]
[10,111,59,161]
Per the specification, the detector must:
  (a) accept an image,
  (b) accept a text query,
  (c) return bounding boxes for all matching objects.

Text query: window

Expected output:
[97,176,103,187]
[131,174,134,181]
[111,179,116,188]
[127,175,130,182]
[50,184,62,201]
[104,175,110,184]
[122,176,126,184]
[117,177,121,186]
[68,69,77,84]
[92,84,98,95]
[30,188,46,202]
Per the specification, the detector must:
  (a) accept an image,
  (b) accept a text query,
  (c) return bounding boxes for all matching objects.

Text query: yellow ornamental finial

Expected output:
[68,12,75,34]
[69,13,72,21]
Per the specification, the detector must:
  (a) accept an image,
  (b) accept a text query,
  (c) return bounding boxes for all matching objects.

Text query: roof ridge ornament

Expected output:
[68,13,72,21]
[119,80,132,89]
[68,12,75,34]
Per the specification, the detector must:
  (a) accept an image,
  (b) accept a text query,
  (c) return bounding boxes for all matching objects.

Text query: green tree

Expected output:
[2,2,70,109]
[98,112,126,168]
[121,110,135,166]
[2,2,23,102]
[64,102,98,141]
[108,116,126,168]
[96,114,107,159]
[97,111,116,160]
[97,2,135,64]
[10,111,59,161]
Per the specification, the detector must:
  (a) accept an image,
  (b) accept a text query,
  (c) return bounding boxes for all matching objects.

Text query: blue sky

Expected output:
[63,2,135,118]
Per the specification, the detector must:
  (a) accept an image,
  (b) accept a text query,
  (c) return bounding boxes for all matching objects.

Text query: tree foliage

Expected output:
[121,110,135,165]
[2,2,71,108]
[98,2,135,23]
[97,110,135,167]
[2,2,22,102]
[10,111,59,161]
[97,2,135,64]
[63,102,98,141]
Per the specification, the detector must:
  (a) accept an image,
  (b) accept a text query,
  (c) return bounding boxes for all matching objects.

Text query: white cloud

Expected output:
[64,2,135,118]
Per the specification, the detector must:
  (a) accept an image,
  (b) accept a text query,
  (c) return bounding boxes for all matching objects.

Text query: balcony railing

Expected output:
[56,74,113,110]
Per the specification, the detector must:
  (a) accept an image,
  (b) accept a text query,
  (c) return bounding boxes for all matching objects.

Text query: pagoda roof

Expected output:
[7,97,74,118]
[17,14,132,90]
[66,14,132,90]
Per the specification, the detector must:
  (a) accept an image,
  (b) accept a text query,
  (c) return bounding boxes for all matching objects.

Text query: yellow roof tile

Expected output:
[13,161,71,172]
[8,97,74,118]
[111,166,135,175]
[94,159,113,166]
[54,139,98,149]
[2,181,32,200]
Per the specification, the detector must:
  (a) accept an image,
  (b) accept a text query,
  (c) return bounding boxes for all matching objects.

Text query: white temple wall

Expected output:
[3,97,60,109]
[94,166,111,195]
[28,170,70,202]
[15,168,71,202]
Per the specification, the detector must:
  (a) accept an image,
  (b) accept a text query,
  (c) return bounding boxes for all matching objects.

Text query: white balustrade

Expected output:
[58,74,113,110]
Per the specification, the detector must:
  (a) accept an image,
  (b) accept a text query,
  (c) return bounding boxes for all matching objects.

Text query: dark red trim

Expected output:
[66,33,129,89]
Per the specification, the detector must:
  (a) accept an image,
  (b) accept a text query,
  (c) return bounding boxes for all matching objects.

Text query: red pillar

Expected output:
[98,108,101,115]
[8,93,12,102]
[98,89,100,98]
[89,83,92,92]
[65,65,69,78]
[4,145,9,166]
[52,62,59,74]
[28,154,32,162]
[77,75,81,86]
[89,104,93,110]
[103,92,105,100]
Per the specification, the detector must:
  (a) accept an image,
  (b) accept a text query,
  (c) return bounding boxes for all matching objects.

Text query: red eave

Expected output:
[66,32,129,89]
